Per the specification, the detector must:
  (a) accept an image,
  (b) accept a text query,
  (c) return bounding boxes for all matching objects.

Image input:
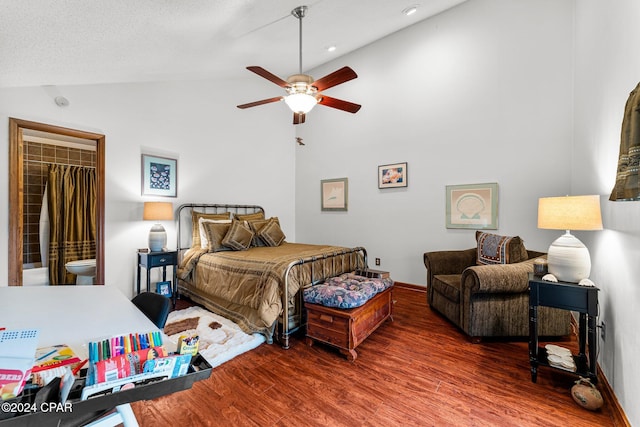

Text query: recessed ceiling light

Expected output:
[326,45,337,52]
[402,5,418,16]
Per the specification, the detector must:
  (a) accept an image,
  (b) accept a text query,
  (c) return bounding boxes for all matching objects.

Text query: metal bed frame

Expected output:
[176,203,368,348]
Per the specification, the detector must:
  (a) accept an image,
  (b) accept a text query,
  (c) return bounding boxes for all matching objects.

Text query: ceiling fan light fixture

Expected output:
[284,93,318,114]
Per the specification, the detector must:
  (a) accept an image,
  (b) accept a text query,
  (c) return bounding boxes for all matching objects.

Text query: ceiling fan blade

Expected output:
[312,66,358,91]
[237,96,283,109]
[293,112,306,125]
[246,66,290,88]
[317,96,361,113]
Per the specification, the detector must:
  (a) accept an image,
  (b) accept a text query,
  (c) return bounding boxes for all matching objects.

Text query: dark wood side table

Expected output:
[528,273,599,383]
[137,250,178,306]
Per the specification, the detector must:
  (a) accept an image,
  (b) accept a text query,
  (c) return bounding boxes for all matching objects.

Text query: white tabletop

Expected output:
[0,286,158,359]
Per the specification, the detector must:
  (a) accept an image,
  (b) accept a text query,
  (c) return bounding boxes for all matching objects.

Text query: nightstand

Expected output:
[528,273,599,383]
[136,250,178,306]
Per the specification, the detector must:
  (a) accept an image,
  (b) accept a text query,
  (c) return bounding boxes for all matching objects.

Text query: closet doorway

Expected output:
[8,118,105,286]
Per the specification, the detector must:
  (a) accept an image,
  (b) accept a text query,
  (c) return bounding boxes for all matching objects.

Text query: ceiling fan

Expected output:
[237,5,361,125]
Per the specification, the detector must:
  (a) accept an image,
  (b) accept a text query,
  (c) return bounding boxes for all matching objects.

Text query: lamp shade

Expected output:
[143,202,173,252]
[537,195,602,231]
[537,195,603,283]
[143,202,174,221]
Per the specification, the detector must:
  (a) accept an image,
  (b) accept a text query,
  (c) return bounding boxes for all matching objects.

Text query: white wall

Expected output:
[573,0,640,423]
[296,0,574,286]
[0,78,296,297]
[1,0,637,422]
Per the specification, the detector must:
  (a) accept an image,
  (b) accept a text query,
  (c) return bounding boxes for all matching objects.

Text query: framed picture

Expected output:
[378,162,408,189]
[156,280,172,297]
[321,178,348,211]
[141,154,177,197]
[446,182,498,229]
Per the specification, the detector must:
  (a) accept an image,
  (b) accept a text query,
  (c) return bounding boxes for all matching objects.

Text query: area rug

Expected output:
[163,306,265,368]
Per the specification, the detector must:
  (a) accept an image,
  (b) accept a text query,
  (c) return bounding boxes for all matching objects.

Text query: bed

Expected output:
[175,203,367,348]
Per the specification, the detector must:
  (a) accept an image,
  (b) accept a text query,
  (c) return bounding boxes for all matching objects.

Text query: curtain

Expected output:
[610,81,640,201]
[47,165,97,285]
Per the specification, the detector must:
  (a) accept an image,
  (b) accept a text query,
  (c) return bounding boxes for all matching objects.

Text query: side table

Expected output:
[137,250,178,306]
[528,273,599,383]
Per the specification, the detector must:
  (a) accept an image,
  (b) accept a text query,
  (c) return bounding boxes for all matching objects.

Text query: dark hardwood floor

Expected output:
[132,286,615,426]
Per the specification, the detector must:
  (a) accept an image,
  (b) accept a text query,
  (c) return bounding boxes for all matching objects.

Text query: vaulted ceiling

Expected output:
[0,0,468,88]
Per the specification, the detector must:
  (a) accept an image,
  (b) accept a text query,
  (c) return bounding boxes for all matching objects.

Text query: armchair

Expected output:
[424,239,571,341]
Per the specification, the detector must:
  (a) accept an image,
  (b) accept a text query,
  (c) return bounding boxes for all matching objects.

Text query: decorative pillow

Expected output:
[259,218,286,247]
[199,218,232,249]
[234,211,265,222]
[476,231,527,265]
[191,211,231,247]
[303,285,371,309]
[221,221,254,251]
[247,217,280,247]
[203,221,232,253]
[303,274,393,309]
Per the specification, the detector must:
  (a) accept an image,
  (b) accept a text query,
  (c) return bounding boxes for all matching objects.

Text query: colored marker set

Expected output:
[89,332,163,362]
[86,332,165,386]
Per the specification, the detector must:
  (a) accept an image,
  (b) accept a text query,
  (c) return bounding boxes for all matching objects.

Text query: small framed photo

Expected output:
[321,177,348,211]
[156,281,172,297]
[378,162,407,189]
[142,154,177,197]
[446,182,498,229]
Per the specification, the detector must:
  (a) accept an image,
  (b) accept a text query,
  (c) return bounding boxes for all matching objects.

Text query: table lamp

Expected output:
[537,195,603,283]
[143,201,173,252]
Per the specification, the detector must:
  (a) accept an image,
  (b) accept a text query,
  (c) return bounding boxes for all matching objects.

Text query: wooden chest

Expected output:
[305,286,393,361]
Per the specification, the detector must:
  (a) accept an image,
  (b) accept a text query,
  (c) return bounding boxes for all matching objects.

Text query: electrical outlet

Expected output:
[375,258,380,266]
[600,321,606,341]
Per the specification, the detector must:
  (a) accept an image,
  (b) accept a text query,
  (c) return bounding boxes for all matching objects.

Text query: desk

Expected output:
[0,286,210,427]
[528,275,599,384]
[0,286,158,356]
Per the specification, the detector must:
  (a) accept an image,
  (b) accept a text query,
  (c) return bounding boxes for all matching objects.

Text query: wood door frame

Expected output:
[8,118,105,286]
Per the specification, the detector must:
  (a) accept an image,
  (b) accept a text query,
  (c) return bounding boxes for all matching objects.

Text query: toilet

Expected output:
[65,259,96,285]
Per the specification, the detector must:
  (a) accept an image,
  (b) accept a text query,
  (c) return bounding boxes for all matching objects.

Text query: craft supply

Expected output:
[32,344,82,373]
[177,335,200,356]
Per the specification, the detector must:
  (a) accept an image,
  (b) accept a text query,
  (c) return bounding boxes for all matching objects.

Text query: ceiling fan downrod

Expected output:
[291,6,307,75]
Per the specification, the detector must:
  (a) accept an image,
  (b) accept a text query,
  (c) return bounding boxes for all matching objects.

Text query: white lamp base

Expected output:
[148,224,167,252]
[547,231,591,283]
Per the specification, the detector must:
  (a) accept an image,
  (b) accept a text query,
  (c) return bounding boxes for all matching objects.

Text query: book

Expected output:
[156,281,172,296]
[32,344,82,373]
[0,329,39,400]
[143,353,192,378]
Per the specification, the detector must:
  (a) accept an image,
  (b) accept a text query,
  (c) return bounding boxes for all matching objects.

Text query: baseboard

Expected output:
[393,281,426,292]
[598,365,630,426]
[565,309,628,425]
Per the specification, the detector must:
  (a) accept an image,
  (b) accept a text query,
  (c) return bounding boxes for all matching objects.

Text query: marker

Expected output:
[36,348,57,361]
[72,359,88,376]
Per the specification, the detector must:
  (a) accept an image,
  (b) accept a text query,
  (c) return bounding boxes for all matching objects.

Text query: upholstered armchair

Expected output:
[423,233,571,341]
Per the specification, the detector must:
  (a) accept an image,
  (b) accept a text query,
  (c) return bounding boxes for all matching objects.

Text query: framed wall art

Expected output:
[321,177,348,211]
[446,182,498,229]
[378,162,407,189]
[141,154,177,197]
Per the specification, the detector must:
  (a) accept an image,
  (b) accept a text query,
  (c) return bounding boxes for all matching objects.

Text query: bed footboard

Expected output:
[279,246,368,349]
